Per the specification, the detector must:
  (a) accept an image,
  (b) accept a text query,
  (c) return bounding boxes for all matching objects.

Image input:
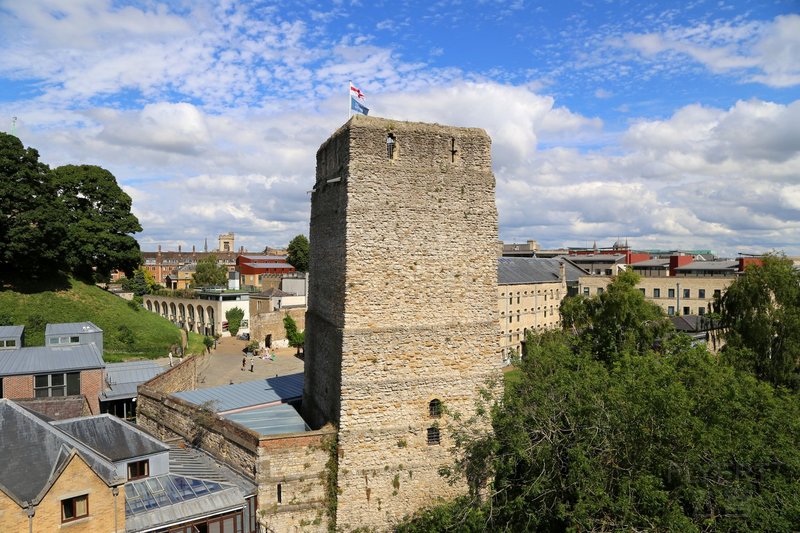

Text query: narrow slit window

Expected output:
[277,483,282,504]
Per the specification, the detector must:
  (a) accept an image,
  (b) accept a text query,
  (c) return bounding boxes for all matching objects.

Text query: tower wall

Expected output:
[304,115,502,529]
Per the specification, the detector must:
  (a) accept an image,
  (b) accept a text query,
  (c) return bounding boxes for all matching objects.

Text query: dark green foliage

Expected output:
[0,134,142,281]
[287,234,309,272]
[50,164,142,279]
[283,313,304,354]
[560,270,673,363]
[121,268,154,296]
[192,254,228,287]
[719,254,800,389]
[0,133,67,277]
[117,324,135,347]
[0,313,12,326]
[396,496,487,532]
[203,336,214,353]
[225,307,244,336]
[127,297,141,312]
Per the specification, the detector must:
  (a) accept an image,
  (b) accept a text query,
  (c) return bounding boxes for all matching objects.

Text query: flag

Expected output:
[350,83,369,116]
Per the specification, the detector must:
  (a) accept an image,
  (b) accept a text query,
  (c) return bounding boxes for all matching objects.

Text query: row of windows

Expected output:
[48,335,80,346]
[584,287,723,300]
[0,339,16,349]
[35,372,81,397]
[668,307,707,316]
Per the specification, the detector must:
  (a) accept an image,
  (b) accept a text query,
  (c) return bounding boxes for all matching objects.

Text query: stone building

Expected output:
[303,115,503,529]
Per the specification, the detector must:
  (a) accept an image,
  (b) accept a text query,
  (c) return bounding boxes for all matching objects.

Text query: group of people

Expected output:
[242,347,276,372]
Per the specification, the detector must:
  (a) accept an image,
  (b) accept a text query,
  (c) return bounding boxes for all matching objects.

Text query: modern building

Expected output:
[142,290,251,337]
[236,254,296,290]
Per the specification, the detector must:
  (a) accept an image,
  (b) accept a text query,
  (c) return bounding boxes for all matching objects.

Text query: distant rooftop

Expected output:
[497,257,585,285]
[53,414,168,462]
[0,325,24,339]
[45,321,102,336]
[0,343,104,376]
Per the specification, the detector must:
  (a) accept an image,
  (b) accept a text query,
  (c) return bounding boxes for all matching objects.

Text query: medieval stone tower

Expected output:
[303,115,502,530]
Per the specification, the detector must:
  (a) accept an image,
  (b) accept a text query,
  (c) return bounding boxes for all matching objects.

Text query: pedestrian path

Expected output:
[196,336,305,389]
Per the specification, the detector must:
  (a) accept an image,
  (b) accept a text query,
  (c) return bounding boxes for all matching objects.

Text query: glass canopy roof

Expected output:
[125,474,230,516]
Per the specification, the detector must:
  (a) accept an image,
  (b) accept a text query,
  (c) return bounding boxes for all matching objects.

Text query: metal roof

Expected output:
[53,414,168,462]
[674,260,739,271]
[45,321,102,335]
[241,261,291,269]
[0,344,104,377]
[0,325,24,339]
[559,254,626,263]
[631,258,671,268]
[497,257,585,285]
[223,403,309,436]
[103,361,165,400]
[173,373,303,413]
[239,255,286,261]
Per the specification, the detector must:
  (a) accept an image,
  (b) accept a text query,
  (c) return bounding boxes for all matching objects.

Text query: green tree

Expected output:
[0,133,68,277]
[719,254,800,389]
[402,332,800,531]
[203,336,214,353]
[192,254,228,287]
[121,268,152,296]
[226,307,244,336]
[287,234,309,272]
[51,164,142,280]
[283,313,304,355]
[560,270,673,363]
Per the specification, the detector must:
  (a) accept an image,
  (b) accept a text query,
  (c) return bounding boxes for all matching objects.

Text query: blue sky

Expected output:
[1,0,798,256]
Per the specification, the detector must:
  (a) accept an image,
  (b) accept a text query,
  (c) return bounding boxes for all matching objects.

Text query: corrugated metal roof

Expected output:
[105,361,165,386]
[242,262,291,269]
[168,446,256,494]
[173,373,303,413]
[223,403,309,436]
[0,325,24,339]
[0,344,104,376]
[497,257,585,285]
[560,254,626,263]
[45,322,102,335]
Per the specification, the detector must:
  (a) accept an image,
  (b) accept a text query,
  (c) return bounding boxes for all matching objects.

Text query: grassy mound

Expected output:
[0,277,204,361]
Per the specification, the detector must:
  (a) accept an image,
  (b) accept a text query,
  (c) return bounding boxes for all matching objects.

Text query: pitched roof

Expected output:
[52,414,168,462]
[674,260,739,272]
[101,361,165,401]
[497,257,585,285]
[0,344,104,376]
[0,325,24,339]
[253,287,293,298]
[0,400,121,507]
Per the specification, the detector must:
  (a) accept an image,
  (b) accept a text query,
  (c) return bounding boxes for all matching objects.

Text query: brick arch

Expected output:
[188,305,196,332]
[196,305,205,334]
[206,306,215,336]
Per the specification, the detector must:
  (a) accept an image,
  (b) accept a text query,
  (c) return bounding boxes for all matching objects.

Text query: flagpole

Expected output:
[348,80,352,120]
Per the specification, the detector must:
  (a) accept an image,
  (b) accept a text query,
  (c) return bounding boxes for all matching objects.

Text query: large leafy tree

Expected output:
[225,307,244,336]
[560,270,673,363]
[192,254,228,287]
[51,164,142,280]
[0,133,68,277]
[286,234,309,272]
[283,313,304,355]
[719,254,800,389]
[401,333,800,531]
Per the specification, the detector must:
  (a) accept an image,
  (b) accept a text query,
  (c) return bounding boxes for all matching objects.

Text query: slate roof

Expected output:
[631,258,671,268]
[253,287,293,298]
[102,361,165,401]
[0,344,104,376]
[0,400,122,507]
[559,253,626,264]
[52,414,168,462]
[241,262,292,269]
[238,254,286,261]
[45,321,102,336]
[497,257,585,285]
[0,325,24,339]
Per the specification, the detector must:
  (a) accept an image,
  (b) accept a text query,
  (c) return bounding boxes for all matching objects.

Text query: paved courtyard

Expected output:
[194,335,305,388]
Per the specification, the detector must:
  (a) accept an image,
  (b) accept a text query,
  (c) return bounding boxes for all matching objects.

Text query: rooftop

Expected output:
[0,325,24,339]
[53,414,169,462]
[45,321,102,336]
[497,257,585,285]
[0,343,104,376]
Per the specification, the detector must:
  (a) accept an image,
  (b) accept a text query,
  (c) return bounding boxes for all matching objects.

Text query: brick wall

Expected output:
[305,116,503,529]
[1,375,32,400]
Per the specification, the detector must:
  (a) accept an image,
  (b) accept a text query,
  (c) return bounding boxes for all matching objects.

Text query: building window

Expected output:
[667,306,675,316]
[62,495,88,522]
[605,269,613,275]
[277,483,282,504]
[668,288,675,298]
[34,372,81,398]
[639,288,645,295]
[49,335,80,346]
[429,399,442,418]
[683,306,690,316]
[597,288,604,295]
[427,426,440,446]
[583,287,590,296]
[654,288,661,298]
[683,288,690,298]
[714,289,721,299]
[698,307,705,315]
[386,134,396,159]
[127,459,150,480]
[0,339,16,349]
[699,289,706,299]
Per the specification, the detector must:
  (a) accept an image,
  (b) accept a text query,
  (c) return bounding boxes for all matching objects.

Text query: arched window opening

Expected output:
[429,399,442,418]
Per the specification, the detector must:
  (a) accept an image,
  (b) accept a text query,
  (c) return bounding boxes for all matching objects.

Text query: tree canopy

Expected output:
[225,307,244,336]
[719,254,800,389]
[192,254,228,287]
[400,270,800,532]
[0,134,142,280]
[283,313,304,354]
[287,234,309,272]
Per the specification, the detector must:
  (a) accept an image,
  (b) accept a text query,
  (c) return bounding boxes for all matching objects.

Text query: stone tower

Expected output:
[304,115,501,530]
[218,232,234,253]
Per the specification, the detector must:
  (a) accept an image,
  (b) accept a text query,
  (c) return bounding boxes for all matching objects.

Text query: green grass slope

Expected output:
[0,277,201,361]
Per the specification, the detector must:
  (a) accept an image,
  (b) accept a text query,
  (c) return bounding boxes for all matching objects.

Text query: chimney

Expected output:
[559,261,566,283]
[158,244,161,253]
[192,245,196,253]
[178,244,182,253]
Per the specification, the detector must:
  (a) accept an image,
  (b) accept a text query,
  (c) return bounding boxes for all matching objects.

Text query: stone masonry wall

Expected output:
[249,306,306,350]
[137,357,334,531]
[305,116,503,530]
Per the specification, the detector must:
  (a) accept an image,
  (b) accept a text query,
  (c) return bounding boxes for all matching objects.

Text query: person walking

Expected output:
[249,354,255,372]
[242,355,246,371]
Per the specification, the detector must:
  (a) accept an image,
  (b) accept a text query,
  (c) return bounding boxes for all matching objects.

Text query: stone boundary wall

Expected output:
[140,351,211,394]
